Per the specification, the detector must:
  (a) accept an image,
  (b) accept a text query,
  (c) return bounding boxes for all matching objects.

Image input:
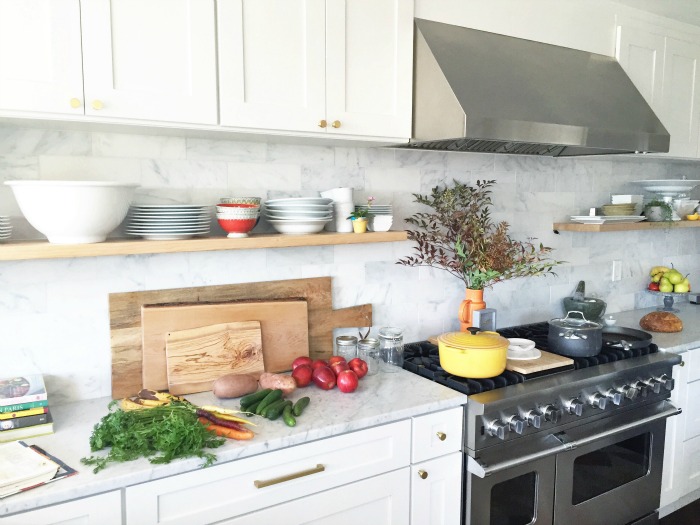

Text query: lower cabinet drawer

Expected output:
[0,491,122,525]
[220,468,410,524]
[125,419,411,525]
[411,406,463,463]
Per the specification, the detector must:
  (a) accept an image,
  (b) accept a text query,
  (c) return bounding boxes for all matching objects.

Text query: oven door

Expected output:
[553,401,677,525]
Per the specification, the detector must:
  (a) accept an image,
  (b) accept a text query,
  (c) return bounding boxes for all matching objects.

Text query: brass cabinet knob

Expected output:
[417,470,428,479]
[318,119,327,128]
[92,100,104,110]
[331,120,341,128]
[436,431,447,441]
[69,98,82,108]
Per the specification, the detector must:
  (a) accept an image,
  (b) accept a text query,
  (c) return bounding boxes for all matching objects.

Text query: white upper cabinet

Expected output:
[615,24,665,112]
[0,0,83,116]
[0,0,218,125]
[218,0,414,141]
[81,0,218,125]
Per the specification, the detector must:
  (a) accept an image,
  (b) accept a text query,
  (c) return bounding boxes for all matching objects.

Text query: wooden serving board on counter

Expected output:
[143,300,308,391]
[165,321,264,396]
[109,277,373,399]
[506,350,574,374]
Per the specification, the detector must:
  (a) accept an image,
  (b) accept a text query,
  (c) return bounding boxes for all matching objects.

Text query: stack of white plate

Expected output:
[264,197,333,234]
[0,216,11,240]
[125,204,211,240]
[355,203,393,216]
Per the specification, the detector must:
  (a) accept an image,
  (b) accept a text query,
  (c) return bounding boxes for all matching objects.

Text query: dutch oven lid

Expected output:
[437,329,509,350]
[549,311,602,330]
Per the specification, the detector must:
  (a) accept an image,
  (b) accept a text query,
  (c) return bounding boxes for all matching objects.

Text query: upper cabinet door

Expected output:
[662,38,700,158]
[0,0,83,116]
[218,0,326,132]
[325,0,413,139]
[80,0,218,125]
[616,24,665,114]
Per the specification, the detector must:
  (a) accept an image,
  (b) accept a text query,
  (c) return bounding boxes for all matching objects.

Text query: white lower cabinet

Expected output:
[0,490,122,525]
[410,452,462,525]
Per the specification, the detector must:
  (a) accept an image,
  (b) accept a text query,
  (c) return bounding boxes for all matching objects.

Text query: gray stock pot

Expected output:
[547,311,603,357]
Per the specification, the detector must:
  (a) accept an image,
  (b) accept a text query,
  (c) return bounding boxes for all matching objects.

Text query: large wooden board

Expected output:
[143,300,308,390]
[165,321,264,396]
[109,277,372,399]
[506,350,574,374]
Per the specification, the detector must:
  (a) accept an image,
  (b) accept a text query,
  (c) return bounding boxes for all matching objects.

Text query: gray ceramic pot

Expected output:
[547,311,603,357]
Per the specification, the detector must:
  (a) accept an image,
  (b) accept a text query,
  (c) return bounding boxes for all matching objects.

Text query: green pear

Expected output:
[666,271,684,285]
[659,282,674,293]
[660,276,671,286]
[674,282,690,293]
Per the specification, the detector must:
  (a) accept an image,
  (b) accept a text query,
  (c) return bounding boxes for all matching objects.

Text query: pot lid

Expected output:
[437,330,509,351]
[549,311,602,330]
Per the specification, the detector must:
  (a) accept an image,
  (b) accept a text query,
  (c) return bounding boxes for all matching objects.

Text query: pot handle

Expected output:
[563,311,590,323]
[559,329,588,340]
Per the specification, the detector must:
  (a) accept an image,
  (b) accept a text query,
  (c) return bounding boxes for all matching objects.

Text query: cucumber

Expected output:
[292,397,310,417]
[240,388,272,409]
[260,398,287,418]
[255,389,284,415]
[282,403,296,427]
[266,400,292,420]
[242,400,261,415]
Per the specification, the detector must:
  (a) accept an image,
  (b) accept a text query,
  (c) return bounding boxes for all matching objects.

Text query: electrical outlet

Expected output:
[612,260,622,281]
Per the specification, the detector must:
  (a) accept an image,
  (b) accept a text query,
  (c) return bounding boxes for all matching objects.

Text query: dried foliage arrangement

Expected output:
[398,179,562,290]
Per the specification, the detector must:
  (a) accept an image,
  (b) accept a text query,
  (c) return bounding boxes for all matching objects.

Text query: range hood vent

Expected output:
[404,19,670,157]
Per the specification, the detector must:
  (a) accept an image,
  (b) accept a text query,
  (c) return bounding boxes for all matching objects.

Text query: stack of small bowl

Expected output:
[601,203,637,216]
[216,197,261,237]
[0,216,11,241]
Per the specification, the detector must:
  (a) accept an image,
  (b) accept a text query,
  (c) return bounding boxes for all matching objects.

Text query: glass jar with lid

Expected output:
[335,335,358,360]
[378,327,404,372]
[357,338,381,376]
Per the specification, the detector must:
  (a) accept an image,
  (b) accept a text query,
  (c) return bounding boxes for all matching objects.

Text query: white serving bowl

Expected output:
[268,219,329,235]
[368,215,393,232]
[5,180,139,244]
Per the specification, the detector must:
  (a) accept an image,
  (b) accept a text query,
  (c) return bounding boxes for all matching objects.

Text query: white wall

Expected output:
[1,126,699,404]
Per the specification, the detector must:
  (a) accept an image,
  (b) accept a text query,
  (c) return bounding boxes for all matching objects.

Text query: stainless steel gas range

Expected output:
[403,321,682,525]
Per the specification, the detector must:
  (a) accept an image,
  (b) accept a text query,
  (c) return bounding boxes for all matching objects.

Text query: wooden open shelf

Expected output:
[553,221,700,233]
[0,231,408,261]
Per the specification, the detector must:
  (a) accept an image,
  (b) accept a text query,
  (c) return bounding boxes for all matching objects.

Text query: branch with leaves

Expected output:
[397,179,563,290]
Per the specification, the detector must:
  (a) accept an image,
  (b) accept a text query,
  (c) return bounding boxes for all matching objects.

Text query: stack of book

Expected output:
[0,374,53,443]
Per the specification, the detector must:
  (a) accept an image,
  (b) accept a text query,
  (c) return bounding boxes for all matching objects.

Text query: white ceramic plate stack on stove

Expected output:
[0,216,11,241]
[125,204,211,240]
[264,197,333,234]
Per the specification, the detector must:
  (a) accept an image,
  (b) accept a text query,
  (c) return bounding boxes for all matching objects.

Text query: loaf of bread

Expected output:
[639,311,683,333]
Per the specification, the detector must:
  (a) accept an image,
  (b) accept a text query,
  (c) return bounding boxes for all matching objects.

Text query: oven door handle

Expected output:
[571,401,680,448]
[467,401,681,478]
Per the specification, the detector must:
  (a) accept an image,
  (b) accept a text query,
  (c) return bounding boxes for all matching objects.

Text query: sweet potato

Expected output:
[212,373,259,399]
[258,372,297,395]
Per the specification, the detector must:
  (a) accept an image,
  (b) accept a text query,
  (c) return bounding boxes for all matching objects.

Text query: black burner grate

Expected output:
[403,321,658,395]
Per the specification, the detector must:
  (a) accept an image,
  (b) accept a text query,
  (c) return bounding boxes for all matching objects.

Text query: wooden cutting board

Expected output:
[165,321,264,395]
[109,277,372,399]
[506,350,574,374]
[142,300,308,391]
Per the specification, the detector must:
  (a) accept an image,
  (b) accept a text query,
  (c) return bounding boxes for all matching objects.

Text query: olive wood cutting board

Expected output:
[165,321,264,396]
[109,277,372,399]
[142,300,308,391]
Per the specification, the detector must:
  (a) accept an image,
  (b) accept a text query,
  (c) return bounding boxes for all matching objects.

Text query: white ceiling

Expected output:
[612,0,700,28]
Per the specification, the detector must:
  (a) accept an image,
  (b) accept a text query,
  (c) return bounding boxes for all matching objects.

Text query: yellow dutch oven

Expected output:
[436,329,509,378]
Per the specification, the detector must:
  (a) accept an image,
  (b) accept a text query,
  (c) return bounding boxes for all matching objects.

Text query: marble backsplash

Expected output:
[1,126,699,404]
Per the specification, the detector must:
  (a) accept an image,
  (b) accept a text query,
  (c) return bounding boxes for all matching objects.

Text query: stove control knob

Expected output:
[657,374,675,391]
[525,410,542,429]
[588,392,608,410]
[605,389,623,406]
[542,405,561,424]
[564,398,584,416]
[486,419,508,440]
[618,385,639,401]
[632,381,649,397]
[506,415,526,434]
[643,378,662,394]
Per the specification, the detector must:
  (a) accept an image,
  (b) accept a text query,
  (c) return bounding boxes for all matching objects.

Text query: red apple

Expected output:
[648,282,660,291]
[348,358,369,379]
[312,366,336,390]
[291,364,313,387]
[330,361,350,377]
[291,356,313,370]
[312,359,330,370]
[328,356,347,366]
[337,369,359,393]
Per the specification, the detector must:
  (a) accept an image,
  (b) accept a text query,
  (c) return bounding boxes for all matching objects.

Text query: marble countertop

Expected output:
[0,368,468,517]
[607,302,700,353]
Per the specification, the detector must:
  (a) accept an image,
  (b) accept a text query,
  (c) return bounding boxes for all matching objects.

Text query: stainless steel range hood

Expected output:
[405,19,670,156]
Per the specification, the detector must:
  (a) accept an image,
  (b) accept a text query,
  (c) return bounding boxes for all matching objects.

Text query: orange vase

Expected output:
[458,288,486,331]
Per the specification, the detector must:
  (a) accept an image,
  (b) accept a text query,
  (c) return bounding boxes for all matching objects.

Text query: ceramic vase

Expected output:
[458,288,486,331]
[352,218,368,233]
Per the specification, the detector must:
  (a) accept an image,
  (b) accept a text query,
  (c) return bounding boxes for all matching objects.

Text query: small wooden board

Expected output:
[506,350,574,375]
[165,321,264,396]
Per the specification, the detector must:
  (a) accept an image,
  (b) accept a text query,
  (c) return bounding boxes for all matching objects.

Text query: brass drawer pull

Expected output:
[418,469,428,479]
[436,431,446,441]
[254,464,325,488]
